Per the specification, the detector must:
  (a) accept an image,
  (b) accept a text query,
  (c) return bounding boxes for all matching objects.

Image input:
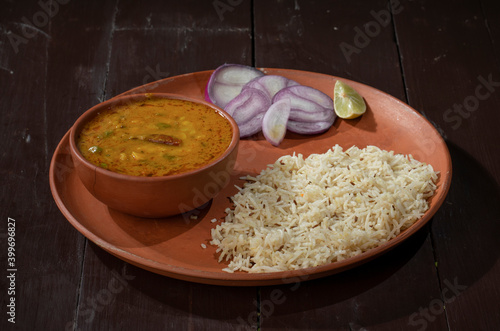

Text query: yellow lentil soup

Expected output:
[78,97,233,177]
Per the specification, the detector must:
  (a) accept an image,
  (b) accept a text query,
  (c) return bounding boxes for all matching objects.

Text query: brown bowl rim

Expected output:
[69,93,240,181]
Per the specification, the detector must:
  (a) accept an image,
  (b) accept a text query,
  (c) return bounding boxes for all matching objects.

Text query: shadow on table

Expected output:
[88,203,429,329]
[85,219,427,329]
[430,141,500,286]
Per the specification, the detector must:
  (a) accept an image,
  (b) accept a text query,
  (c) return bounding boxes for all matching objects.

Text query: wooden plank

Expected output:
[105,0,254,98]
[482,0,500,69]
[253,0,446,329]
[393,0,500,329]
[74,1,258,330]
[429,148,500,330]
[44,0,125,329]
[253,0,407,100]
[0,0,130,329]
[259,229,447,330]
[1,0,497,329]
[393,0,500,181]
[77,243,258,331]
[0,1,87,329]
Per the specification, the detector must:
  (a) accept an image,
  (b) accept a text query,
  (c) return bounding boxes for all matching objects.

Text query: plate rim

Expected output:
[50,68,452,286]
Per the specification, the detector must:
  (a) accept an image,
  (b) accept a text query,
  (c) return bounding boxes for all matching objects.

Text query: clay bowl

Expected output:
[69,93,239,218]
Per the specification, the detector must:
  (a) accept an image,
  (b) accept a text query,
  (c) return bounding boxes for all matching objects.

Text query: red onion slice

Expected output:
[273,85,336,124]
[239,112,265,138]
[287,119,335,135]
[273,85,333,112]
[224,87,271,126]
[274,85,333,109]
[206,65,338,139]
[205,64,264,108]
[243,75,300,99]
[289,108,336,122]
[262,99,291,146]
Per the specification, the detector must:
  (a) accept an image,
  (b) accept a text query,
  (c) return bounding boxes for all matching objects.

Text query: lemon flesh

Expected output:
[334,80,366,119]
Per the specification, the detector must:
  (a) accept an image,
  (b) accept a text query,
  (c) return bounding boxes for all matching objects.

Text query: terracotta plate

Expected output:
[49,68,452,286]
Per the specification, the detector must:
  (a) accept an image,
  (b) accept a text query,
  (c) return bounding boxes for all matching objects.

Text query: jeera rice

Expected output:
[210,145,438,273]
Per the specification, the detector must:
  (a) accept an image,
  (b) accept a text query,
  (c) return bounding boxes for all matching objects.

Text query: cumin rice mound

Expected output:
[210,145,438,273]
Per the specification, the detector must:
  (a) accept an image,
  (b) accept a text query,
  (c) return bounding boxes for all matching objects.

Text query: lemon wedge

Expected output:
[334,80,366,119]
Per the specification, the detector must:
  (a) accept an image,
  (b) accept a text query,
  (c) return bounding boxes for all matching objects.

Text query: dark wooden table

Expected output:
[2,0,500,330]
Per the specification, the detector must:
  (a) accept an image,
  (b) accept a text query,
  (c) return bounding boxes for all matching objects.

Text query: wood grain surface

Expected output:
[1,0,499,330]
